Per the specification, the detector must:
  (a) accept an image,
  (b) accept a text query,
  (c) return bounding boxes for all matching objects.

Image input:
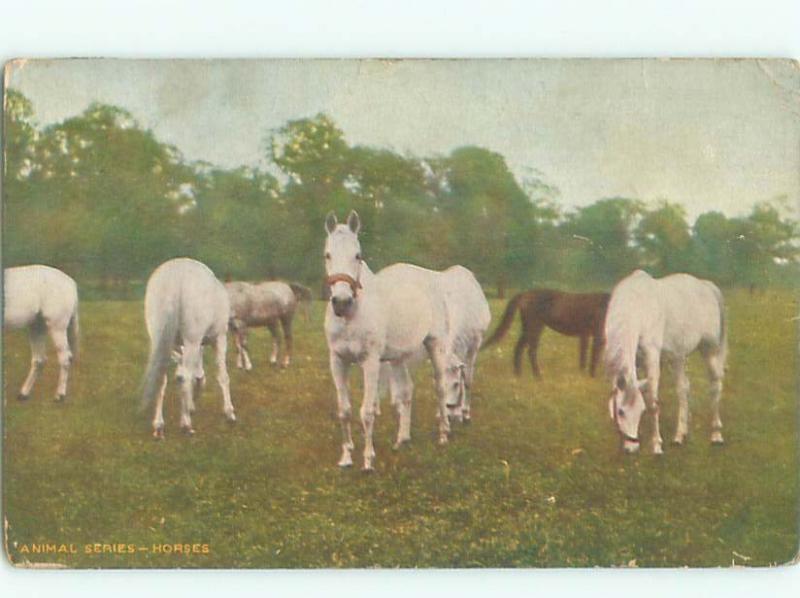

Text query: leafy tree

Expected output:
[4,90,799,297]
[560,198,643,285]
[635,201,693,275]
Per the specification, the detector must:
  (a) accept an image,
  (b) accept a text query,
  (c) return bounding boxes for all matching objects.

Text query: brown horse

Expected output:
[483,289,610,378]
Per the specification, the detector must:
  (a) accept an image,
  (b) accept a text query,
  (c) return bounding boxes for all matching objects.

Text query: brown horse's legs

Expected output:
[579,334,588,371]
[527,321,545,379]
[280,315,293,368]
[589,334,604,377]
[513,335,528,376]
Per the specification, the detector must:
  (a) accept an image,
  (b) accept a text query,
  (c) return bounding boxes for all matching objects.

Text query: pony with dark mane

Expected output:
[483,289,610,378]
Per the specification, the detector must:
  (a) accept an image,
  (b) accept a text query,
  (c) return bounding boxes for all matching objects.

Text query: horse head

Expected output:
[608,373,648,453]
[324,210,364,318]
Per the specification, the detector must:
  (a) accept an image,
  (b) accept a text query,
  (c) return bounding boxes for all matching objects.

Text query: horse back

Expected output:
[146,258,228,341]
[657,274,724,353]
[527,289,607,336]
[374,263,447,348]
[440,265,491,335]
[4,265,77,328]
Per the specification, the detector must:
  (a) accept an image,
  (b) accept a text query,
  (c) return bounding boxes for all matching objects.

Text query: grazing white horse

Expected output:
[379,266,491,431]
[4,265,79,402]
[226,280,311,370]
[141,258,236,438]
[439,266,491,423]
[323,210,461,471]
[604,270,727,454]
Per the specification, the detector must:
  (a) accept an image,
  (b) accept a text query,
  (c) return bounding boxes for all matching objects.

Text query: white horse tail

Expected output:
[67,305,80,362]
[141,304,180,411]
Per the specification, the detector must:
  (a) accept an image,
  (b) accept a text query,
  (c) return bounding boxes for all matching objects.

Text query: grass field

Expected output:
[3,290,798,568]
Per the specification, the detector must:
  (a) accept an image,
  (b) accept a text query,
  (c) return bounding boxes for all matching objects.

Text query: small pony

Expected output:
[4,265,79,402]
[226,280,312,369]
[141,258,236,438]
[604,270,727,454]
[483,289,609,378]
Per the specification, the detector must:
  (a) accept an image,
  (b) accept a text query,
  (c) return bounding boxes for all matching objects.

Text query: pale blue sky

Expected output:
[7,58,799,220]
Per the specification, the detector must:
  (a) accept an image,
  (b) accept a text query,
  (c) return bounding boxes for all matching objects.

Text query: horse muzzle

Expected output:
[331,295,354,317]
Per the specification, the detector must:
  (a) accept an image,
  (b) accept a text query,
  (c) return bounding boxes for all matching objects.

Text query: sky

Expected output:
[6,58,800,220]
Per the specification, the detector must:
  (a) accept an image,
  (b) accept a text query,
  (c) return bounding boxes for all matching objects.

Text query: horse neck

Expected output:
[359,261,376,289]
[604,308,639,381]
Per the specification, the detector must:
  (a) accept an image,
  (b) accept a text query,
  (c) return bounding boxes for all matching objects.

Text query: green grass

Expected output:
[3,290,798,568]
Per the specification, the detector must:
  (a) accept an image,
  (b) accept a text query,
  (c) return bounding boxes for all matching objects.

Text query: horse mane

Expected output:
[603,272,652,378]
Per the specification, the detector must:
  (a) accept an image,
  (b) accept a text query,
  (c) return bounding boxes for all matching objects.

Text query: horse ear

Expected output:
[616,373,626,391]
[325,211,338,234]
[347,210,361,235]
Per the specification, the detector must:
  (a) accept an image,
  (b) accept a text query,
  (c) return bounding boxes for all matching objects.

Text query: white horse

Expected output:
[604,270,727,454]
[379,266,491,429]
[141,258,236,438]
[226,280,311,370]
[4,265,79,402]
[324,210,461,471]
[438,266,491,423]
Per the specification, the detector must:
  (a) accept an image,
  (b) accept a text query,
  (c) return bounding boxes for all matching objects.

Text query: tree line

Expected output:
[4,88,798,298]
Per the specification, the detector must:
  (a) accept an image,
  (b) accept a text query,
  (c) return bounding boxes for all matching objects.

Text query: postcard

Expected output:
[3,58,798,568]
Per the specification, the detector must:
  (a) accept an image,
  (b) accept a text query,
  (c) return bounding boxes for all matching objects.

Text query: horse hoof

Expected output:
[711,438,725,446]
[225,413,237,424]
[361,466,375,474]
[671,438,684,446]
[152,429,165,440]
[392,439,410,451]
[338,460,353,469]
[180,426,195,436]
[54,394,66,403]
[438,435,449,446]
[17,393,30,401]
[462,416,472,425]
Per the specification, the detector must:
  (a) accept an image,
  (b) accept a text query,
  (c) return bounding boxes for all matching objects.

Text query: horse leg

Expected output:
[527,321,545,379]
[390,364,413,449]
[152,374,168,439]
[330,353,354,467]
[232,325,245,369]
[192,361,206,412]
[513,335,528,376]
[704,348,725,445]
[280,315,293,368]
[671,356,690,445]
[49,326,72,402]
[240,329,253,371]
[19,323,47,400]
[266,320,281,366]
[589,333,603,377]
[360,356,381,471]
[643,348,663,455]
[178,342,202,434]
[425,337,451,445]
[215,334,236,423]
[462,344,479,423]
[579,334,588,371]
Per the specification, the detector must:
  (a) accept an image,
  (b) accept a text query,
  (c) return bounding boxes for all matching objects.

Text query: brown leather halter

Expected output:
[325,273,362,297]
